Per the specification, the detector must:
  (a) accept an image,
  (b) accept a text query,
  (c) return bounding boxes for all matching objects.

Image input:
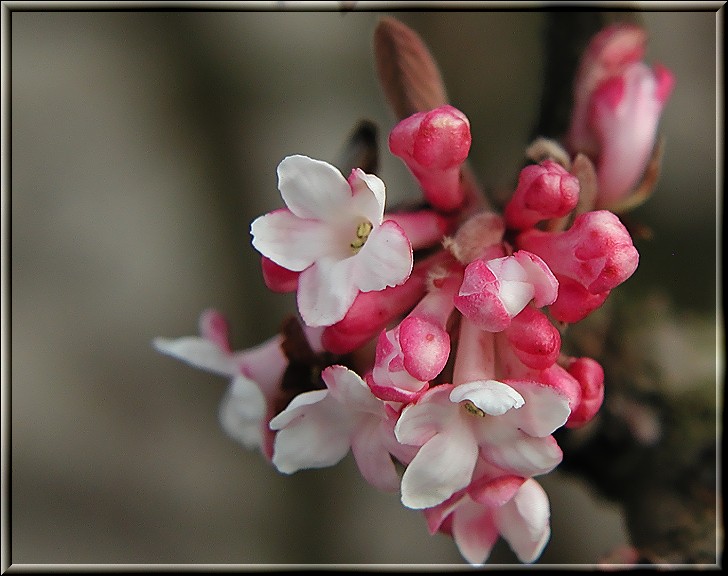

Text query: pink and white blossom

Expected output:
[251,155,413,327]
[454,250,559,332]
[268,365,407,492]
[394,379,569,509]
[425,472,551,565]
[369,265,463,402]
[153,309,287,459]
[566,23,675,209]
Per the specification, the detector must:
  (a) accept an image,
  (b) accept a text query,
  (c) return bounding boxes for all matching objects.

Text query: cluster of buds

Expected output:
[154,21,672,565]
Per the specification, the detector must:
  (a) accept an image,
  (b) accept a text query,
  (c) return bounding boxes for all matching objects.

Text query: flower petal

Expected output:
[218,375,267,450]
[480,434,563,477]
[400,424,479,509]
[450,380,525,416]
[348,168,386,225]
[451,498,500,565]
[152,336,235,377]
[351,418,401,492]
[297,258,359,327]
[251,209,340,272]
[503,380,571,437]
[269,391,352,474]
[353,220,413,292]
[277,155,352,221]
[494,478,551,563]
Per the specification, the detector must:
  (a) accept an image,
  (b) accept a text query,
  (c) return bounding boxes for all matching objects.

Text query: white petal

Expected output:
[270,393,352,474]
[394,386,454,447]
[481,434,563,477]
[400,425,479,509]
[503,381,571,437]
[218,375,266,450]
[450,380,525,416]
[353,220,413,292]
[277,155,352,221]
[251,209,341,272]
[153,336,235,377]
[268,389,329,430]
[297,258,359,327]
[322,365,382,415]
[495,478,551,563]
[348,168,386,224]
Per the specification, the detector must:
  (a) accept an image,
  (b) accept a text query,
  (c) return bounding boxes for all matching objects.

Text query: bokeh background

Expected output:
[7,5,719,566]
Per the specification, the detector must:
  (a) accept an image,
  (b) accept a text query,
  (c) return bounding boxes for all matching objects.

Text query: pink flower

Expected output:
[389,105,472,212]
[153,309,287,459]
[268,365,408,492]
[369,265,463,402]
[251,155,413,327]
[504,160,580,230]
[566,23,675,209]
[517,210,639,323]
[425,471,551,565]
[454,250,558,332]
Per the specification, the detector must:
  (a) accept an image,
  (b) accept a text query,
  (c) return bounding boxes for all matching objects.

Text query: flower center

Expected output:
[350,220,373,254]
[462,400,486,417]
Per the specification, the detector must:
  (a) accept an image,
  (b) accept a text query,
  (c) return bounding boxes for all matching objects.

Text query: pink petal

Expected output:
[351,418,401,492]
[494,478,551,563]
[277,155,352,221]
[353,220,413,293]
[297,258,359,327]
[451,498,500,565]
[322,365,382,415]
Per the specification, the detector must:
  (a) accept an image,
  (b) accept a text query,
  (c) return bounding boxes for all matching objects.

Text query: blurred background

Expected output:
[7,5,719,566]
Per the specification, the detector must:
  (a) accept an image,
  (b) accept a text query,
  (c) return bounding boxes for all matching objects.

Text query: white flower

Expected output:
[394,380,570,510]
[251,155,413,327]
[268,365,405,492]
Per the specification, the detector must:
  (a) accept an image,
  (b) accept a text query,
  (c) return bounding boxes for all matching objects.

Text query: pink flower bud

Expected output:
[384,210,453,250]
[321,251,448,354]
[566,23,675,209]
[389,105,472,212]
[369,266,462,401]
[503,306,561,370]
[260,256,299,293]
[589,62,675,208]
[454,250,558,333]
[504,160,580,229]
[564,357,605,428]
[517,210,638,322]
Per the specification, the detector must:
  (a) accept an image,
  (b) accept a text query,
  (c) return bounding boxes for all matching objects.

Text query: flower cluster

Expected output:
[154,21,672,565]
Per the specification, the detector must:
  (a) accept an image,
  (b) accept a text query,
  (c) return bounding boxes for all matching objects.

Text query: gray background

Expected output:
[8,7,718,565]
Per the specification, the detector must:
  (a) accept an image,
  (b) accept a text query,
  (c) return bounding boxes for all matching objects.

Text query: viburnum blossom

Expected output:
[566,23,675,211]
[154,17,673,565]
[250,154,413,327]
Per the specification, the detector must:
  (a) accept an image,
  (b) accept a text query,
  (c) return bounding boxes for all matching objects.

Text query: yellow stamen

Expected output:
[462,400,486,417]
[350,220,373,254]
